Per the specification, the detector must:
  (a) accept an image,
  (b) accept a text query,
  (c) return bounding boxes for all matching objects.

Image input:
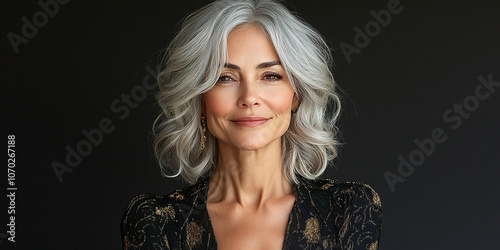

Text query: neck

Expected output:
[208,139,293,208]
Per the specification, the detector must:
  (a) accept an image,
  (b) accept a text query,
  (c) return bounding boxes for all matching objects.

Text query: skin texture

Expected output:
[203,25,299,249]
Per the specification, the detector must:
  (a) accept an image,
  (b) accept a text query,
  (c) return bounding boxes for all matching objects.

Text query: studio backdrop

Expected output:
[2,0,499,249]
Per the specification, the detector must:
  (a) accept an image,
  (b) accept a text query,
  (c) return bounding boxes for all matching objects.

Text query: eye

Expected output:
[217,74,235,84]
[263,72,283,82]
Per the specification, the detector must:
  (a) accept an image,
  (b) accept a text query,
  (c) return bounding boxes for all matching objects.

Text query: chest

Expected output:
[207,198,295,250]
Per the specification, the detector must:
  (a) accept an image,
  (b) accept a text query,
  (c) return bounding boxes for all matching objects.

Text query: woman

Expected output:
[121,0,382,249]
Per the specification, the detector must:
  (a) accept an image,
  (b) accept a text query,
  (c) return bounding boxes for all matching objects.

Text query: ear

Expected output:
[200,95,206,115]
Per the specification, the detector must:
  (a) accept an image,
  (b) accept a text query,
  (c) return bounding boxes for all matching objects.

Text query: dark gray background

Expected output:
[2,0,499,249]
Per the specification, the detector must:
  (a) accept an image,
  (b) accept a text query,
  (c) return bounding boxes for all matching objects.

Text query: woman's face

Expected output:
[203,25,298,151]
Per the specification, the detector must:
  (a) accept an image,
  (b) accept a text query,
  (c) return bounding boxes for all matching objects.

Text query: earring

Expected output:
[200,115,207,150]
[291,109,297,117]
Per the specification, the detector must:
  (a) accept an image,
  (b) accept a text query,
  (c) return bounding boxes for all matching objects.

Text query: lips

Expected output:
[230,117,270,127]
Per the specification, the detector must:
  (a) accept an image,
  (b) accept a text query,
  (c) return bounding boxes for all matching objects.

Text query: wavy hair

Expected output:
[153,0,341,184]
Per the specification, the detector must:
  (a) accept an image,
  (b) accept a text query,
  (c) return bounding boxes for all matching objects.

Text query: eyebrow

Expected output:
[223,61,281,70]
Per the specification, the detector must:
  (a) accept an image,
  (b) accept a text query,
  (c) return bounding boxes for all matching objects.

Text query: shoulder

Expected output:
[297,178,383,248]
[121,181,207,249]
[121,192,178,228]
[298,177,382,209]
[120,192,179,249]
[122,179,208,224]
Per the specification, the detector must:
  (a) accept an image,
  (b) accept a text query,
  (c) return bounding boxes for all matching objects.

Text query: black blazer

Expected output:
[121,176,382,249]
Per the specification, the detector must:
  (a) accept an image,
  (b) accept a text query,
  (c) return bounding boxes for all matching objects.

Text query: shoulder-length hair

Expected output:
[154,0,341,184]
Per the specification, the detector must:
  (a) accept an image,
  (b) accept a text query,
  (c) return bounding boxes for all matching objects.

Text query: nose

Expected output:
[237,79,260,108]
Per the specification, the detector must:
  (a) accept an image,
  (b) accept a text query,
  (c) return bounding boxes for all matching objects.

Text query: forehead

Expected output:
[226,25,280,64]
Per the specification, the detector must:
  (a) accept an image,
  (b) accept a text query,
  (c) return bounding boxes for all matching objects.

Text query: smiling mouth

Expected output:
[230,117,270,127]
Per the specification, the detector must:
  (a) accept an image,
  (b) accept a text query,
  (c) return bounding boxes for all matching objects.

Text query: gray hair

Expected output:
[153,0,341,184]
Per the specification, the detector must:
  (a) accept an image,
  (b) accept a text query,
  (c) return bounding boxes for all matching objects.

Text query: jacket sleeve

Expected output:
[339,183,383,249]
[121,194,170,250]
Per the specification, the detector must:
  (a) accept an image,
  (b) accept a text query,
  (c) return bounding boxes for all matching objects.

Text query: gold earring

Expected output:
[201,115,207,150]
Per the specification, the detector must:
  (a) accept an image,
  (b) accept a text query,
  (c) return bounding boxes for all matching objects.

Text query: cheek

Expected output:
[268,87,295,112]
[203,90,231,119]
